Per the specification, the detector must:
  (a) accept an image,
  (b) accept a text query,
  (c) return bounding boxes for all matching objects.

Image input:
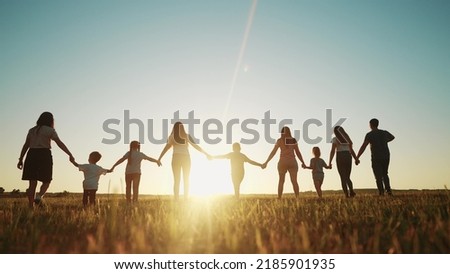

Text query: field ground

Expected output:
[0,189,448,254]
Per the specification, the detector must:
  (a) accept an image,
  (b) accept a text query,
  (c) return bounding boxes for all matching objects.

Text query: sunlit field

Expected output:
[0,190,448,254]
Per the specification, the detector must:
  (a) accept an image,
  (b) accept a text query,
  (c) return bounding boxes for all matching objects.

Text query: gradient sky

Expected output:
[1,0,449,196]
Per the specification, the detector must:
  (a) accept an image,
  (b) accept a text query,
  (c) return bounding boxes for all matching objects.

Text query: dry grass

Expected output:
[0,190,448,254]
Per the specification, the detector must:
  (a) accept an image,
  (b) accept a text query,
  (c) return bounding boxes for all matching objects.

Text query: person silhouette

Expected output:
[110,141,160,203]
[70,151,111,207]
[158,122,209,200]
[356,118,395,196]
[304,147,331,198]
[262,126,306,199]
[17,112,75,208]
[209,142,263,199]
[328,126,358,198]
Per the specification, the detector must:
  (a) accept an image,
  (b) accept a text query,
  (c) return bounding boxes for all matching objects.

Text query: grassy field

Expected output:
[0,190,448,254]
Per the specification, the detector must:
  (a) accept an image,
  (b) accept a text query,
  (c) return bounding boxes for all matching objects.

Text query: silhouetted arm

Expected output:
[143,154,161,166]
[303,158,313,170]
[110,154,127,171]
[328,142,336,166]
[54,137,74,162]
[349,144,358,160]
[188,135,209,157]
[385,131,395,142]
[17,136,30,170]
[158,142,172,162]
[263,142,279,168]
[356,141,369,161]
[243,155,263,167]
[70,158,79,168]
[211,153,231,160]
[294,144,306,168]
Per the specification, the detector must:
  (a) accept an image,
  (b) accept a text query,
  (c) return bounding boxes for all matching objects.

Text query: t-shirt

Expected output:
[79,164,108,190]
[331,137,350,152]
[224,152,250,174]
[123,151,150,174]
[27,125,59,149]
[278,138,297,160]
[364,129,395,159]
[168,134,191,155]
[310,158,327,174]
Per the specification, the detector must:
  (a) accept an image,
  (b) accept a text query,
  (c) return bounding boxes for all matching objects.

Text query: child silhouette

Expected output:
[304,147,331,198]
[71,151,111,207]
[209,143,263,199]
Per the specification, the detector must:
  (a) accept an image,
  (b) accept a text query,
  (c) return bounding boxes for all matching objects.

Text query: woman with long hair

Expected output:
[158,122,209,200]
[262,126,306,199]
[17,112,74,208]
[328,126,357,198]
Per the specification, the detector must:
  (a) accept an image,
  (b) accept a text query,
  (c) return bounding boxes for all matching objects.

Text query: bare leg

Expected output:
[27,180,38,208]
[288,169,300,198]
[314,180,323,198]
[38,182,50,198]
[232,172,244,199]
[125,174,132,203]
[172,158,182,200]
[278,172,286,199]
[182,157,191,199]
[83,190,89,207]
[133,174,141,202]
[89,190,97,206]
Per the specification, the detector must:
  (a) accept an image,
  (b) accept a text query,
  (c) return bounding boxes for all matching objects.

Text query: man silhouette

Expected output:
[356,119,395,195]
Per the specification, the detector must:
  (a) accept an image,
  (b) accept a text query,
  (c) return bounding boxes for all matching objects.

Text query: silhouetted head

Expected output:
[312,146,321,158]
[36,112,54,128]
[334,126,352,145]
[280,126,292,138]
[370,118,379,130]
[127,141,140,165]
[232,142,241,152]
[280,126,297,145]
[130,140,140,151]
[172,122,187,144]
[89,151,102,164]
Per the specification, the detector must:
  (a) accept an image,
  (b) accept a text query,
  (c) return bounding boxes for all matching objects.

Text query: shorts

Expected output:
[22,148,53,182]
[277,158,298,174]
[312,172,324,182]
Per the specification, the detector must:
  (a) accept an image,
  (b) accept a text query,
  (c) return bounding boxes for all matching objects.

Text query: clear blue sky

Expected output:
[1,0,449,195]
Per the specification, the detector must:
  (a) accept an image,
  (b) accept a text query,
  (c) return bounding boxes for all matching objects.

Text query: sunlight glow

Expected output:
[189,153,234,196]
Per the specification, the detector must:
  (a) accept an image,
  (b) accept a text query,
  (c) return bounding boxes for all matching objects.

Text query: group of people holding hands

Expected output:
[18,112,395,208]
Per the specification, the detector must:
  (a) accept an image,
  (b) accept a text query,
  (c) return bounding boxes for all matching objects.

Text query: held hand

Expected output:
[329,164,332,169]
[17,160,23,170]
[261,163,267,169]
[107,169,113,173]
[301,163,307,169]
[69,155,75,163]
[355,159,360,166]
[156,160,162,167]
[206,154,213,161]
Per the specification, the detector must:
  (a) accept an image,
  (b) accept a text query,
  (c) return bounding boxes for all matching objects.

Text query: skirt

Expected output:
[22,148,53,182]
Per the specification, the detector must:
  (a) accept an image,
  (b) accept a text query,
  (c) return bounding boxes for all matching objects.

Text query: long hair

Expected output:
[171,122,187,144]
[334,126,352,145]
[127,141,140,165]
[34,111,54,134]
[280,126,296,146]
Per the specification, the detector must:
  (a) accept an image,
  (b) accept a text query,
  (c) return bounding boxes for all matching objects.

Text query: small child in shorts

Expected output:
[71,151,111,207]
[304,147,331,198]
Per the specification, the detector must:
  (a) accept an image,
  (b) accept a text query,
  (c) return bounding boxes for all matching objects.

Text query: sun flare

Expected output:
[189,153,234,197]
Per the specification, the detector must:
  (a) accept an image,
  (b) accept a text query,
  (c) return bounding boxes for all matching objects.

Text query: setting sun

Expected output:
[189,153,234,196]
